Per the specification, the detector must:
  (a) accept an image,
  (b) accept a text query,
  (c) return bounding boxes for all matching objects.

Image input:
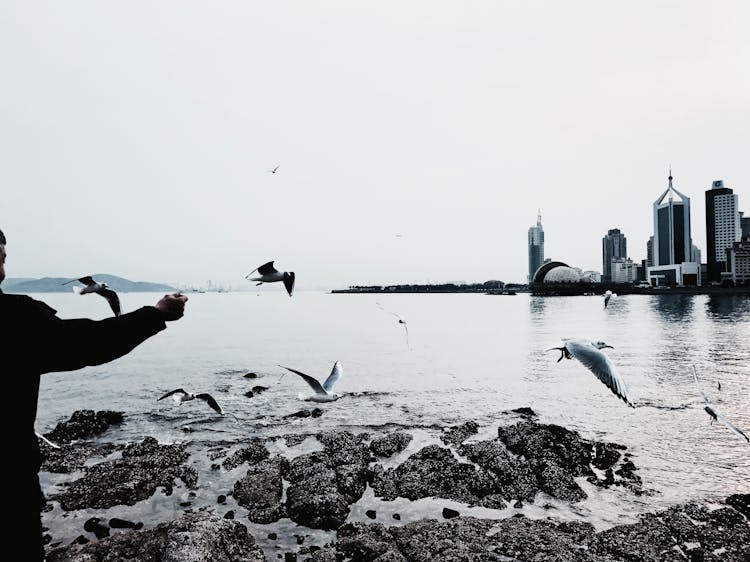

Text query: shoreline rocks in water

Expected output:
[39,410,748,561]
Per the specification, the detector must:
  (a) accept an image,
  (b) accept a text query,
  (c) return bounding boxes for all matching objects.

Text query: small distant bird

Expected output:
[603,290,617,309]
[395,234,404,238]
[692,366,748,443]
[246,261,295,297]
[376,302,409,347]
[546,338,634,407]
[63,276,121,316]
[157,388,223,415]
[268,165,280,174]
[717,380,722,391]
[36,432,60,449]
[278,361,343,402]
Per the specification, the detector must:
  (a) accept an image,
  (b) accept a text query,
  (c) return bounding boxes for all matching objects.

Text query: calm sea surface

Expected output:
[34,291,750,548]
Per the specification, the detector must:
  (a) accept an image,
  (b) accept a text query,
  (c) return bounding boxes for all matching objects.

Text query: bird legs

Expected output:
[547,346,572,363]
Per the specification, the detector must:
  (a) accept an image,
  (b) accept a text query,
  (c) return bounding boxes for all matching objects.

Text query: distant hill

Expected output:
[3,274,178,293]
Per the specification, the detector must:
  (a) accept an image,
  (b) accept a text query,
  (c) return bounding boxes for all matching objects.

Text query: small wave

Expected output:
[634,400,693,411]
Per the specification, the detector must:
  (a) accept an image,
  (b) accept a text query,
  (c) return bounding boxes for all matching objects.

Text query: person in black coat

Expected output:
[0,229,188,561]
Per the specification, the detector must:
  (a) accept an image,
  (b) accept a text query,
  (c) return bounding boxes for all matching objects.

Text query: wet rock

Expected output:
[252,385,270,394]
[46,511,266,562]
[71,535,89,545]
[441,421,479,446]
[442,507,459,519]
[285,553,297,562]
[370,432,413,458]
[224,510,235,520]
[366,509,377,519]
[222,438,270,470]
[337,522,396,560]
[44,410,124,444]
[41,442,121,473]
[244,372,259,378]
[84,517,110,539]
[507,407,537,417]
[218,494,227,504]
[299,547,337,562]
[268,532,277,540]
[108,518,141,530]
[244,391,255,398]
[51,437,198,510]
[370,445,494,505]
[458,439,538,503]
[233,456,287,523]
[392,513,400,520]
[207,447,228,461]
[726,493,749,517]
[295,534,305,544]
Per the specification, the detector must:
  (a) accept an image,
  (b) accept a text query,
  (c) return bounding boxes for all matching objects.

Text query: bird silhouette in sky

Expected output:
[268,165,279,174]
[63,276,121,317]
[246,261,295,297]
[157,388,224,415]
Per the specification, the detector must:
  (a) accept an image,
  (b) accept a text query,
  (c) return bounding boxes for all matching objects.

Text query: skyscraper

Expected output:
[705,180,741,283]
[602,228,627,282]
[647,171,701,286]
[528,211,544,283]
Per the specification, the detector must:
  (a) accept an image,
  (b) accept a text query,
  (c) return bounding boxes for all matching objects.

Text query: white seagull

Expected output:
[692,366,748,443]
[246,261,295,297]
[603,290,617,309]
[376,302,409,347]
[36,432,60,449]
[268,165,280,174]
[157,388,224,415]
[278,361,343,402]
[546,338,634,407]
[63,276,121,316]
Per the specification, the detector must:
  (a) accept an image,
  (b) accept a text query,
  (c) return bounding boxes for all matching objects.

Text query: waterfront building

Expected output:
[726,240,750,285]
[528,211,545,283]
[602,228,627,282]
[705,180,741,283]
[647,171,701,286]
[611,258,640,284]
[646,237,654,267]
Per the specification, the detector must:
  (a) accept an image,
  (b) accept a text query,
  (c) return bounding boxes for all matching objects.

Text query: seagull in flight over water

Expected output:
[246,261,295,297]
[63,276,121,316]
[268,165,279,174]
[546,338,634,407]
[603,290,616,309]
[692,366,748,443]
[376,302,409,347]
[157,388,224,415]
[278,361,343,402]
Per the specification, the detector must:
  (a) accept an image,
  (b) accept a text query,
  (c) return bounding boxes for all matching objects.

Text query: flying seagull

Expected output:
[603,290,617,309]
[692,366,748,443]
[278,361,343,402]
[246,261,295,297]
[546,338,634,407]
[63,276,121,316]
[376,302,409,347]
[157,388,223,415]
[268,165,279,174]
[36,432,60,449]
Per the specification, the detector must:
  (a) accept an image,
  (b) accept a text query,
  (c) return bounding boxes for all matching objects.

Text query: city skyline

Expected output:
[1,2,748,288]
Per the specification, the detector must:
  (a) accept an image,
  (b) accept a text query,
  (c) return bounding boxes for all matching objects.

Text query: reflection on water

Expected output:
[649,294,695,322]
[705,294,750,320]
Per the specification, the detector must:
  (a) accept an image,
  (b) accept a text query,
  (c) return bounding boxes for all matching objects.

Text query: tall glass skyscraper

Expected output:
[528,211,544,283]
[705,180,741,283]
[647,172,700,286]
[602,228,627,282]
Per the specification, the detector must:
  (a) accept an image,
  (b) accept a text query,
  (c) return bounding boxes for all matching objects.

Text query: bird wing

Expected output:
[692,365,710,404]
[402,322,409,346]
[158,388,188,401]
[284,272,295,297]
[322,361,343,392]
[257,261,278,275]
[78,276,96,286]
[279,365,327,395]
[98,287,121,316]
[565,339,633,406]
[713,408,750,443]
[196,393,223,415]
[377,302,403,321]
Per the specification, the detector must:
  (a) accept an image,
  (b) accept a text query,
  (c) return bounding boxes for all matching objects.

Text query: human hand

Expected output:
[155,293,188,321]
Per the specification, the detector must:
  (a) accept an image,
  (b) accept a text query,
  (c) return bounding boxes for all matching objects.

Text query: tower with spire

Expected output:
[527,210,545,283]
[647,170,701,286]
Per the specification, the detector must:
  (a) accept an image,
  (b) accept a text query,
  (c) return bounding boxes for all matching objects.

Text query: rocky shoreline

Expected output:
[39,410,749,561]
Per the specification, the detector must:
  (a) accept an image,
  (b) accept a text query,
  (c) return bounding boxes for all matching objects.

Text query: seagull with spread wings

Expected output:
[546,338,634,407]
[268,165,279,174]
[278,361,343,402]
[63,276,121,316]
[246,261,295,297]
[603,290,617,309]
[376,302,409,347]
[157,388,224,415]
[692,366,748,443]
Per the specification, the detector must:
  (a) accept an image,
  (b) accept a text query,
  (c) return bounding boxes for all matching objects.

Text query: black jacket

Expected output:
[0,289,166,473]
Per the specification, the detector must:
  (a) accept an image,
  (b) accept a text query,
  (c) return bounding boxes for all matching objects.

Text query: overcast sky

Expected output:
[2,1,748,289]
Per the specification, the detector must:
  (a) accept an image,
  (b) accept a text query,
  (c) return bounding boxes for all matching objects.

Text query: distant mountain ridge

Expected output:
[3,274,178,293]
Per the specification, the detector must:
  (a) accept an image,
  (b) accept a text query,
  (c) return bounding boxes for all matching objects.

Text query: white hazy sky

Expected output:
[2,1,748,289]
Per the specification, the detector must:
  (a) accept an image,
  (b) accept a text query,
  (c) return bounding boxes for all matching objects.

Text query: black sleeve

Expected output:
[32,305,167,374]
